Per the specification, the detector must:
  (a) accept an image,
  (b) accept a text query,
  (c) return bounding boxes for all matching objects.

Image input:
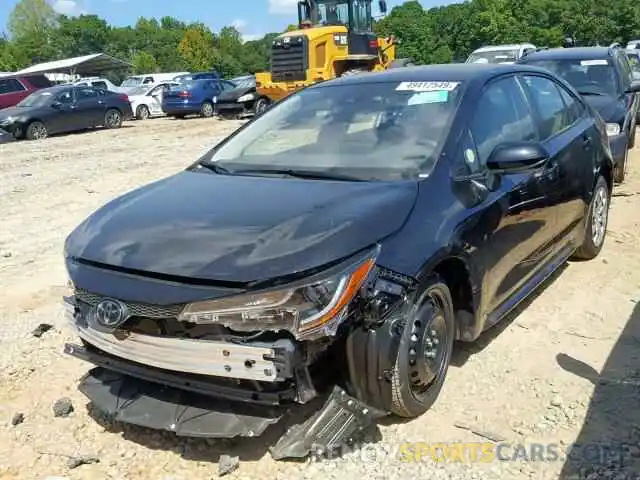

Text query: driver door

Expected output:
[459,74,561,321]
[147,84,166,116]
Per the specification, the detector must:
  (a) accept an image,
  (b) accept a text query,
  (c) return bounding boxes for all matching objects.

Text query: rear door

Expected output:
[72,87,105,127]
[462,74,561,317]
[518,73,595,248]
[0,78,27,108]
[147,83,167,115]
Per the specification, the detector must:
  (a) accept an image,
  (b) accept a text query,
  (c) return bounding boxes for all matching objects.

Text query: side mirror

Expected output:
[51,101,62,109]
[486,141,549,173]
[625,80,640,93]
[378,0,387,13]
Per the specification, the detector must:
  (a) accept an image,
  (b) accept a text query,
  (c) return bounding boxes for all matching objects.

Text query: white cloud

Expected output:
[51,0,87,16]
[268,0,298,15]
[232,19,248,31]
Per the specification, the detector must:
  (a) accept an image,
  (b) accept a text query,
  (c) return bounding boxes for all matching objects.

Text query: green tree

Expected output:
[52,15,110,57]
[131,50,158,73]
[177,25,217,71]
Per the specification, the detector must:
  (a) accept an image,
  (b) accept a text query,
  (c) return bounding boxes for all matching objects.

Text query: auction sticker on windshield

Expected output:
[408,91,449,105]
[580,59,609,66]
[396,81,460,92]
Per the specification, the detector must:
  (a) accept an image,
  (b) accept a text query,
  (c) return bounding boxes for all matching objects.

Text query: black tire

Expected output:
[136,105,150,120]
[390,274,455,418]
[25,121,48,140]
[200,101,214,118]
[104,109,123,129]
[614,145,628,184]
[253,97,269,116]
[573,175,609,260]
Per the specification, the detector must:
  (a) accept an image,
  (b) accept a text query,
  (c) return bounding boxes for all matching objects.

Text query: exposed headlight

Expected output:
[237,93,255,103]
[177,256,376,340]
[606,123,621,136]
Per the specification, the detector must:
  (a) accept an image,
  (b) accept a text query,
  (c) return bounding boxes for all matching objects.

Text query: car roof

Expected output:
[520,47,614,62]
[315,63,544,88]
[473,43,535,53]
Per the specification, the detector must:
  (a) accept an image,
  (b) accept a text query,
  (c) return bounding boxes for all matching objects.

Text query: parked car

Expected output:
[161,78,237,118]
[466,43,536,64]
[518,45,640,183]
[215,75,270,118]
[0,127,15,143]
[120,72,188,92]
[0,74,53,109]
[62,63,614,455]
[73,77,127,93]
[0,85,133,140]
[173,71,221,83]
[128,81,180,120]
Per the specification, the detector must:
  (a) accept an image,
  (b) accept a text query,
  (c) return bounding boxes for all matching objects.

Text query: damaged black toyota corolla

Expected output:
[63,64,612,459]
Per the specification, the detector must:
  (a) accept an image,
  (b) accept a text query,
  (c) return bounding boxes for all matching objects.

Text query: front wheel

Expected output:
[104,109,123,129]
[390,275,455,418]
[253,97,269,116]
[26,121,48,140]
[573,175,609,260]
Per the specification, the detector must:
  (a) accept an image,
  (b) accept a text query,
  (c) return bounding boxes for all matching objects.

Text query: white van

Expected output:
[120,72,189,91]
[465,43,536,64]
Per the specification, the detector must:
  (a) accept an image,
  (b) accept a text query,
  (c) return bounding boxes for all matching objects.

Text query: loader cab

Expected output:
[297,0,387,57]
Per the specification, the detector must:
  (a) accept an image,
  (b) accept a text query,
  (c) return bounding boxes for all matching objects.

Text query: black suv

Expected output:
[519,46,640,183]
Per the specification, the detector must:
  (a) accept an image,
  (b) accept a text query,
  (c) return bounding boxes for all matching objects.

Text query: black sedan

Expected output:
[214,75,270,118]
[518,46,640,183]
[0,85,134,140]
[62,63,613,456]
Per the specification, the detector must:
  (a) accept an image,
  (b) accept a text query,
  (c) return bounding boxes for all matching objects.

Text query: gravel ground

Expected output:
[0,117,639,480]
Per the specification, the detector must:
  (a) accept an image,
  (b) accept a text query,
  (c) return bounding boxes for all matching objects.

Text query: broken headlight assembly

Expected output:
[177,255,376,340]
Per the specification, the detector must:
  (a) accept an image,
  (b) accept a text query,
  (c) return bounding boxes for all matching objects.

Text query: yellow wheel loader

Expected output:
[254,0,411,110]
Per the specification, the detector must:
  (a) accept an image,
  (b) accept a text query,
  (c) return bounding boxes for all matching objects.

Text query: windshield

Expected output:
[231,77,254,89]
[522,58,619,96]
[467,49,519,64]
[16,90,55,107]
[202,80,464,181]
[121,76,143,87]
[317,0,350,26]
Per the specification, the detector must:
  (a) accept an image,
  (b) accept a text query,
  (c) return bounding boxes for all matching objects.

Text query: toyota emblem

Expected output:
[95,298,129,328]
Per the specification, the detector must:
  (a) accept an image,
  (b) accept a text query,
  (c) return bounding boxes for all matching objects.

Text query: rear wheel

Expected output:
[573,175,609,260]
[136,105,150,120]
[104,109,123,129]
[200,101,214,118]
[389,275,455,418]
[26,121,48,140]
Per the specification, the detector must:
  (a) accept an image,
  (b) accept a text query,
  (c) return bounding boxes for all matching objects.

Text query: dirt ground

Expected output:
[0,117,639,480]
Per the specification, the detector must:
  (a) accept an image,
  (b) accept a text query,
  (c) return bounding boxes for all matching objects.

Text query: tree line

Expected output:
[1,0,639,80]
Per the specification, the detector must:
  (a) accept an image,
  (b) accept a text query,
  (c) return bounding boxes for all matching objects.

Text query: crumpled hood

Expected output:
[65,170,418,284]
[583,95,624,122]
[217,86,255,102]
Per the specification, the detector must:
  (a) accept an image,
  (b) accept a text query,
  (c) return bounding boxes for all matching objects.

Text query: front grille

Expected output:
[271,35,308,82]
[74,288,184,319]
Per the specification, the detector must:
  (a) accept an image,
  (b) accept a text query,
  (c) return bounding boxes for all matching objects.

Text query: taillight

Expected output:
[118,93,129,102]
[178,91,191,98]
[369,39,378,48]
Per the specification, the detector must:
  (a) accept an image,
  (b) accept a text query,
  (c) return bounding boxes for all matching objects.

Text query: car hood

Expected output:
[582,94,623,121]
[0,106,33,119]
[64,170,418,284]
[217,86,255,102]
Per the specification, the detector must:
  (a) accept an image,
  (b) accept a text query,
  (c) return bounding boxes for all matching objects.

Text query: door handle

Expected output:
[581,135,592,147]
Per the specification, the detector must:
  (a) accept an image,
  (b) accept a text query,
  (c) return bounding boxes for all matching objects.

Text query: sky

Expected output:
[1,0,454,41]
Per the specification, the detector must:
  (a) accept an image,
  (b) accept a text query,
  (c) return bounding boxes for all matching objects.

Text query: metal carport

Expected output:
[15,53,131,77]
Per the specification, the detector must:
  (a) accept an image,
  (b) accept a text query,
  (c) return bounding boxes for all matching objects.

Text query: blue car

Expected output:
[161,79,237,118]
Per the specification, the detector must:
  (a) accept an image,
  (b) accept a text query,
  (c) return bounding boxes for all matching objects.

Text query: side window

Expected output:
[57,91,73,104]
[92,81,108,89]
[468,75,538,169]
[617,53,632,89]
[0,78,26,94]
[521,75,574,140]
[143,77,154,85]
[76,88,98,100]
[555,81,585,124]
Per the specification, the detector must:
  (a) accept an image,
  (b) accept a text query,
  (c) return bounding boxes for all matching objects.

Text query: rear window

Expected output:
[0,78,26,95]
[24,75,53,89]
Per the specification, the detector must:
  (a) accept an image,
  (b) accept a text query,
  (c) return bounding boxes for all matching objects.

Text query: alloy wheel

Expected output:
[591,184,608,248]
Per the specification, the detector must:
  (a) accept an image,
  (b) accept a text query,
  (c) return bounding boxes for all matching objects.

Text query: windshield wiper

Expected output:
[231,168,364,182]
[576,90,606,96]
[197,161,232,175]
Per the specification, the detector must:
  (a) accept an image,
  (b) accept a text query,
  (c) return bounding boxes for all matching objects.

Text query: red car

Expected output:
[0,74,53,110]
